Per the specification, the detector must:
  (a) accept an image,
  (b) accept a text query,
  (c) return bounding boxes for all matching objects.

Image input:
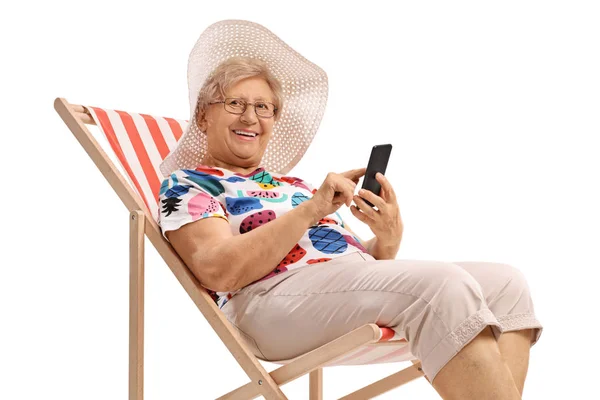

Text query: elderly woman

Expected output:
[157,20,542,400]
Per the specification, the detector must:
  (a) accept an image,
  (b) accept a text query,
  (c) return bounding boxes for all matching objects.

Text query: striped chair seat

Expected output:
[83,105,414,367]
[271,327,414,367]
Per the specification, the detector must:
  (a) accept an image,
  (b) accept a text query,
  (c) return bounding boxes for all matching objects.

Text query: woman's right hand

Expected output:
[307,168,367,224]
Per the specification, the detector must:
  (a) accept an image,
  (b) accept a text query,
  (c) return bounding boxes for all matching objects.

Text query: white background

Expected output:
[1,1,598,399]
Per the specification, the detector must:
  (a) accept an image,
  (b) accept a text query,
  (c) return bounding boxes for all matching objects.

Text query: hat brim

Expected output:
[159,19,328,177]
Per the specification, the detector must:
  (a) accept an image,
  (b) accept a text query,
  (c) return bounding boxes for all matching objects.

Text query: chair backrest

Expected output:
[84,106,186,222]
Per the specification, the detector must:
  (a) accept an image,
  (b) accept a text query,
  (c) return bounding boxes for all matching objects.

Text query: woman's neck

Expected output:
[199,156,261,175]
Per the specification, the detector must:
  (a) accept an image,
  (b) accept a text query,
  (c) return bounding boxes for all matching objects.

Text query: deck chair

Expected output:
[54,97,427,400]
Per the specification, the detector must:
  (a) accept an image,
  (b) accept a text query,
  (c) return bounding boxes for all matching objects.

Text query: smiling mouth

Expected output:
[232,130,259,140]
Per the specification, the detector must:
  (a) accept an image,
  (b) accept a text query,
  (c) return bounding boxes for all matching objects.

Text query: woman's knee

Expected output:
[453,260,535,316]
[495,262,532,298]
[489,262,535,315]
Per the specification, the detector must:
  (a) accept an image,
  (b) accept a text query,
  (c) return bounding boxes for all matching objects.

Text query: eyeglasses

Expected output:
[209,98,278,118]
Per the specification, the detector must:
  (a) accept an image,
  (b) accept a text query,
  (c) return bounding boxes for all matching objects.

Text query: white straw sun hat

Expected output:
[159,19,329,177]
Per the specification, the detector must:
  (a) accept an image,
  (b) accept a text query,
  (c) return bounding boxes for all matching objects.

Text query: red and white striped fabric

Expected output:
[272,327,414,367]
[85,106,186,223]
[83,105,415,367]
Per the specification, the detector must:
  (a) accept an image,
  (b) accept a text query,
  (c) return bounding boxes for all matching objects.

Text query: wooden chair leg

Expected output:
[129,210,145,400]
[338,362,425,399]
[309,368,323,400]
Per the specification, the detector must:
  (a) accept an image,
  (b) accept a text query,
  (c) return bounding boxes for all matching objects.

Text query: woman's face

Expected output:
[197,76,276,173]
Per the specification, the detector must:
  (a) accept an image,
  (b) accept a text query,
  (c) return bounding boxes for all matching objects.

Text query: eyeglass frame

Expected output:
[209,97,278,118]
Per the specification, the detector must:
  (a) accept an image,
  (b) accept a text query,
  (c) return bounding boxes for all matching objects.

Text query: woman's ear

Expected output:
[196,110,208,133]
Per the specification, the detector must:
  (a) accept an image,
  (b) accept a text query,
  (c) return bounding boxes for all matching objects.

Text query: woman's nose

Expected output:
[240,105,258,124]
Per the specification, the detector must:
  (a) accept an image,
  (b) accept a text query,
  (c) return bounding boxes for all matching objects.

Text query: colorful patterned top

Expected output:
[157,164,369,309]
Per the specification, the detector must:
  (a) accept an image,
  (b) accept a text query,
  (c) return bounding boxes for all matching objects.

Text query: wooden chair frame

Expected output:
[54,97,426,399]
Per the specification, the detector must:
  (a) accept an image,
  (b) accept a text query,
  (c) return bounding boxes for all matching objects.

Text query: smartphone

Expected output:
[358,144,392,210]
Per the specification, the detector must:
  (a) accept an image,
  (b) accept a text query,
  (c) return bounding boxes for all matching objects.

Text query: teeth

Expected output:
[234,130,257,137]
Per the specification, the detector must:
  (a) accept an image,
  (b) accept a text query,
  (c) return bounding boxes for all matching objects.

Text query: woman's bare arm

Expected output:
[167,200,319,292]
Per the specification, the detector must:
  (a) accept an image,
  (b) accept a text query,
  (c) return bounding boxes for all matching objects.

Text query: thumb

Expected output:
[342,167,367,179]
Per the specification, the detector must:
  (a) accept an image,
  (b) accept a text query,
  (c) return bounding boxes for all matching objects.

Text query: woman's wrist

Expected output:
[297,200,321,227]
[369,237,401,260]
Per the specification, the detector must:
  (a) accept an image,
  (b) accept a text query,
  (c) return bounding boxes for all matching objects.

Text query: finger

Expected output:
[350,204,368,222]
[335,176,360,207]
[376,173,397,203]
[357,187,385,209]
[353,194,378,219]
[344,176,358,189]
[342,167,367,180]
[334,183,353,207]
[342,179,357,207]
[346,182,356,207]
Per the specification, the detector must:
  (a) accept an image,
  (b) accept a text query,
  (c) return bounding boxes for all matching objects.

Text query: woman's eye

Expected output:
[256,103,267,109]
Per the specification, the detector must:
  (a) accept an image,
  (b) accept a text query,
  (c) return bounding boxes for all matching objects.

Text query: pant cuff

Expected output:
[497,312,544,346]
[422,308,502,384]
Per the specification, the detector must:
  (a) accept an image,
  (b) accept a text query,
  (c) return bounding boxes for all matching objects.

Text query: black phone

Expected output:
[358,144,393,210]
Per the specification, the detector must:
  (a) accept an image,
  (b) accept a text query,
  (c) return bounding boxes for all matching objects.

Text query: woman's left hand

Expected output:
[350,173,403,247]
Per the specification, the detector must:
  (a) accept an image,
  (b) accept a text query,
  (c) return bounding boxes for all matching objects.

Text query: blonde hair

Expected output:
[195,57,283,127]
